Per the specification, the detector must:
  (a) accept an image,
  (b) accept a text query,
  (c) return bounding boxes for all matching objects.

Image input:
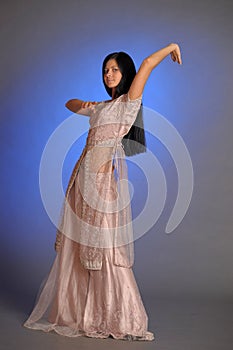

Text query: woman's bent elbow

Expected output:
[65,100,71,109]
[142,56,159,71]
[142,57,153,69]
[65,100,76,112]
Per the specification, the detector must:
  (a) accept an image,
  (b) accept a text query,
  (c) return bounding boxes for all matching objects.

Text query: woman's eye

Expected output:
[104,67,119,74]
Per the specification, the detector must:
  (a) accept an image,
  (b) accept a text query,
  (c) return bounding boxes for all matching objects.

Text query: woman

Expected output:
[24,43,182,341]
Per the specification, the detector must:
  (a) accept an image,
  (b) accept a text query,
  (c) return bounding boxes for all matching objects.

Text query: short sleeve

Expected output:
[76,103,97,117]
[126,92,143,103]
[114,93,142,138]
[76,107,91,117]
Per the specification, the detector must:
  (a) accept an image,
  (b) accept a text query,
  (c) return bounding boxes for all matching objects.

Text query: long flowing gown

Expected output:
[23,93,154,341]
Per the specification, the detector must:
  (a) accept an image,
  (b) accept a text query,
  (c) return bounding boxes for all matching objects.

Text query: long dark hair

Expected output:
[102,52,146,156]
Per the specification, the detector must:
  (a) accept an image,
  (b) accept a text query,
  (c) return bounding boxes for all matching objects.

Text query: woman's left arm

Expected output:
[128,43,182,100]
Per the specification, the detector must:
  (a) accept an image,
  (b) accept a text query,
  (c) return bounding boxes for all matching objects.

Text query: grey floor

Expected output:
[1,295,233,350]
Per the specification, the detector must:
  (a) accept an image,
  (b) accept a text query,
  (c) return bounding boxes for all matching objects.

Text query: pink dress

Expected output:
[23,93,154,341]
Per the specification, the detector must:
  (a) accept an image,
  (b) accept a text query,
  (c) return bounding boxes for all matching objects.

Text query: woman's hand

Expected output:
[81,101,98,108]
[169,43,182,64]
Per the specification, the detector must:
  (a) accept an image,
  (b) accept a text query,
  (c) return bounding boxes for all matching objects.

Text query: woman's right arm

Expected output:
[65,99,97,113]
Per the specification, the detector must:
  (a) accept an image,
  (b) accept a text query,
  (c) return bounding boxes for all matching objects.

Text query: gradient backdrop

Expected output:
[1,0,232,312]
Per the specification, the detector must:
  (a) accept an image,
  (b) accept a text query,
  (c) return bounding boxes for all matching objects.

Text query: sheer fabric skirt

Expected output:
[24,161,154,341]
[24,236,154,340]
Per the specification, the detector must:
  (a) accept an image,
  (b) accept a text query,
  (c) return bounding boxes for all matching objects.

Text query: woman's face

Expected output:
[103,59,122,91]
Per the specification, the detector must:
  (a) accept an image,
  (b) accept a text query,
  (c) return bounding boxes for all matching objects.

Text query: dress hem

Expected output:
[23,322,155,341]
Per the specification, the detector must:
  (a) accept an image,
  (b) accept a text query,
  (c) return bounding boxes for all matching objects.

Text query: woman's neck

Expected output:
[111,88,116,100]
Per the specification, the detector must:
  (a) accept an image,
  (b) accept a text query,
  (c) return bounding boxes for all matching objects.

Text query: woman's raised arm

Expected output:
[128,43,182,100]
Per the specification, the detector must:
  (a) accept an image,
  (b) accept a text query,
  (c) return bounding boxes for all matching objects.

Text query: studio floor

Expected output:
[1,295,233,350]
